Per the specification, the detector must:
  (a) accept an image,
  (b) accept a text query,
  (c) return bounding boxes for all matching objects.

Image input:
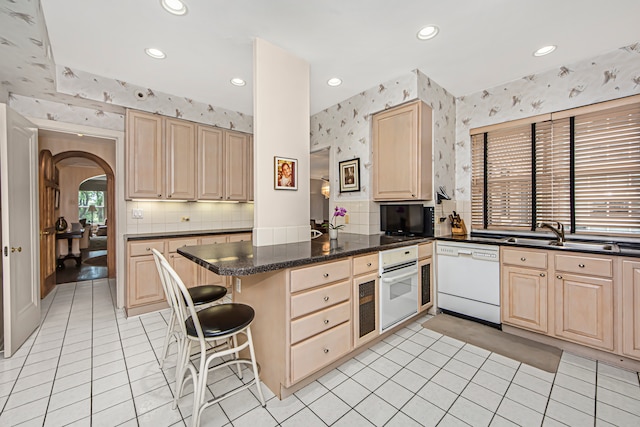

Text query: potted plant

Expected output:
[324,206,347,239]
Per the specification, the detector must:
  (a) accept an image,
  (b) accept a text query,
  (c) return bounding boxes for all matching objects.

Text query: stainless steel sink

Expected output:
[551,241,620,252]
[502,237,553,246]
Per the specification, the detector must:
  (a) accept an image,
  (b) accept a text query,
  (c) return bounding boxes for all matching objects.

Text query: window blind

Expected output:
[573,103,640,234]
[471,134,485,228]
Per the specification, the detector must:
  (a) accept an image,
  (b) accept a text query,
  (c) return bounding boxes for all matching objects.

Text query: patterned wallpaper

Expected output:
[455,42,640,201]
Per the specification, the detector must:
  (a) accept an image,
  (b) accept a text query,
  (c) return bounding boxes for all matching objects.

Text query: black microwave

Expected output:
[380,205,434,237]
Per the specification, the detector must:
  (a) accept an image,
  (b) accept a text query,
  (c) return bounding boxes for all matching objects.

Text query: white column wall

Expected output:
[253,38,311,246]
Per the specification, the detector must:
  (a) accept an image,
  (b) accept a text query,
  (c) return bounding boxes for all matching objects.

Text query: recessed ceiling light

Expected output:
[161,0,187,15]
[417,25,439,40]
[327,77,342,87]
[230,78,246,87]
[145,48,166,59]
[533,45,556,57]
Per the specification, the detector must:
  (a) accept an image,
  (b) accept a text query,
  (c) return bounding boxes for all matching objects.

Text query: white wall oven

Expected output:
[379,245,419,332]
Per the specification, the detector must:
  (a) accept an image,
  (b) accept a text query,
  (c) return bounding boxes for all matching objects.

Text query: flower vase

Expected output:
[329,228,338,240]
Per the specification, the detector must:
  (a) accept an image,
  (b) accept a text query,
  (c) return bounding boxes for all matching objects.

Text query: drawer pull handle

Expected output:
[557,275,562,279]
[323,273,329,278]
[323,348,330,354]
[323,296,329,302]
[146,247,150,251]
[540,273,545,277]
[520,257,526,261]
[367,262,372,267]
[578,264,585,268]
[324,319,329,325]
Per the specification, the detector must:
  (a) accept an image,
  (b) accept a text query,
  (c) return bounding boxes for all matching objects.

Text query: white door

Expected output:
[1,104,40,357]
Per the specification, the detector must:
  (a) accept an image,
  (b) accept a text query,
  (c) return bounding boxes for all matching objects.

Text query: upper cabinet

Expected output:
[372,100,433,201]
[126,109,252,201]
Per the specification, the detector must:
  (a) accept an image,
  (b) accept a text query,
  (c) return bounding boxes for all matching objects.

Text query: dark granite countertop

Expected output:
[125,228,252,241]
[178,233,434,276]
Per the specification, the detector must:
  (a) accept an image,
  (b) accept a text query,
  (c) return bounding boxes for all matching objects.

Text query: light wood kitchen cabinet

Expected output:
[372,100,432,201]
[127,240,166,310]
[418,243,433,313]
[622,260,640,359]
[225,130,250,201]
[165,118,196,200]
[353,253,379,347]
[197,126,225,200]
[227,232,252,243]
[126,110,163,199]
[167,238,199,288]
[501,248,548,333]
[198,235,228,288]
[553,253,614,351]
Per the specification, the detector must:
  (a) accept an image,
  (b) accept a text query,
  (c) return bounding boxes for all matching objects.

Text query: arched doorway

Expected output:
[52,151,116,277]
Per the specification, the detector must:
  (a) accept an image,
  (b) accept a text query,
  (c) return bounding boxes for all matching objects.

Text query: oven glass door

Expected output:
[380,265,418,332]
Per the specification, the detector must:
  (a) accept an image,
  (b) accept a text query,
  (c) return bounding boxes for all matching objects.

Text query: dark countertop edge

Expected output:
[125,228,252,241]
[178,236,436,276]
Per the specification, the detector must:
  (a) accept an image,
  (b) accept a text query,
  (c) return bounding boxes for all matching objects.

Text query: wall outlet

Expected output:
[132,209,143,219]
[235,277,241,293]
[181,216,190,222]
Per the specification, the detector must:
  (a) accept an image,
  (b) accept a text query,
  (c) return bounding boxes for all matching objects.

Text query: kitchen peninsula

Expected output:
[178,233,435,398]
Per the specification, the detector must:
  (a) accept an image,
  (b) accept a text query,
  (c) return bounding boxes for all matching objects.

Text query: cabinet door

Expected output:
[197,125,225,200]
[622,260,640,359]
[501,266,548,333]
[165,118,196,200]
[168,238,199,288]
[126,110,163,199]
[198,236,228,288]
[225,131,249,201]
[418,258,433,313]
[128,255,166,307]
[353,272,379,347]
[372,101,432,201]
[554,273,614,351]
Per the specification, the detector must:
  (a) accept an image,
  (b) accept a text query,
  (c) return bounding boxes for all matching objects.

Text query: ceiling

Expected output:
[6,1,640,116]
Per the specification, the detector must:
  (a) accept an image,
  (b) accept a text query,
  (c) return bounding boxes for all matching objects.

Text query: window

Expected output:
[471,95,640,236]
[78,190,106,224]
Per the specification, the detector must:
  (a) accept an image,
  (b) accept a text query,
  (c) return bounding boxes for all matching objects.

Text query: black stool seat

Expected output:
[186,303,255,338]
[188,285,227,306]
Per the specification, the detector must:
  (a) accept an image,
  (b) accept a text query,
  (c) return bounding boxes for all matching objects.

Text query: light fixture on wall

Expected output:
[321,180,330,199]
[88,204,97,224]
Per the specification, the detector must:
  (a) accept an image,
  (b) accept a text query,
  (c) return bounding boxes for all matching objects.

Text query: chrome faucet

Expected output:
[536,221,565,245]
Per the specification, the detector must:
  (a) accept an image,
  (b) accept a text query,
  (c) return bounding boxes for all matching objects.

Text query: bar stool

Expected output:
[158,257,266,427]
[152,249,227,369]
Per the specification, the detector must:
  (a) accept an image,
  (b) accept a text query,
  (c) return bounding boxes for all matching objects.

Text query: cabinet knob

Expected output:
[324,319,329,325]
[540,273,545,277]
[219,196,223,199]
[323,348,330,354]
[323,296,329,302]
[520,257,526,261]
[146,247,151,251]
[578,264,585,268]
[158,194,161,197]
[412,194,416,198]
[323,273,329,278]
[557,275,562,279]
[367,262,372,267]
[168,194,172,198]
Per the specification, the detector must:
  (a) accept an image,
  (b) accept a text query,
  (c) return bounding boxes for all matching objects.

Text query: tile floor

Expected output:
[1,279,640,426]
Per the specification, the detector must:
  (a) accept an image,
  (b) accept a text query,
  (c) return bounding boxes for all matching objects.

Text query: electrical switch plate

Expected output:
[132,209,143,219]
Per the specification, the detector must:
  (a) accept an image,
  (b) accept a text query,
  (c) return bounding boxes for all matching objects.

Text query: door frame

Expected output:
[52,151,116,278]
[27,118,126,309]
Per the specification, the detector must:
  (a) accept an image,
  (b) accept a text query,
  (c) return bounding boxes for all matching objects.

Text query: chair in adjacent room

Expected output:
[157,256,266,427]
[151,249,227,369]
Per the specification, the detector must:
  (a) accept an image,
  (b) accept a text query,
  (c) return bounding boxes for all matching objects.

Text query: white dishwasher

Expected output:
[436,241,501,326]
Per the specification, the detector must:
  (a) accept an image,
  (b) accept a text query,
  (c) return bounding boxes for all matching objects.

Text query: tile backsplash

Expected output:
[125,201,253,235]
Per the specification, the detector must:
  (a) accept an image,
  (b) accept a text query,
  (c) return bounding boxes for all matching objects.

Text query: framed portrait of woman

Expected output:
[274,156,297,190]
[339,158,360,193]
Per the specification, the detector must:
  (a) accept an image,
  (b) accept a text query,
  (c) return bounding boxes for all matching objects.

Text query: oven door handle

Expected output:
[381,268,418,283]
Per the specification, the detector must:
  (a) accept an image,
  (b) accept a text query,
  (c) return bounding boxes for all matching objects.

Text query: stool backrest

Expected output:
[158,257,206,342]
[151,249,173,304]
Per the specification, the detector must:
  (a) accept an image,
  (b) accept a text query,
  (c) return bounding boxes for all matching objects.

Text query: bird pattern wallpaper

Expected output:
[455,42,640,202]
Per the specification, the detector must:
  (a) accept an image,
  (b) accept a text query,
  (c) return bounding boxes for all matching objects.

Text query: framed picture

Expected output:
[339,158,360,193]
[54,189,60,209]
[274,156,297,190]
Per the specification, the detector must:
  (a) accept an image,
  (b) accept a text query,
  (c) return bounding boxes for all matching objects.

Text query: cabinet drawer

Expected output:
[291,322,351,383]
[168,238,198,253]
[291,301,350,344]
[200,235,227,245]
[502,248,547,269]
[290,259,350,293]
[227,233,252,243]
[555,254,613,277]
[353,253,378,276]
[129,240,165,257]
[291,280,350,319]
[418,243,433,259]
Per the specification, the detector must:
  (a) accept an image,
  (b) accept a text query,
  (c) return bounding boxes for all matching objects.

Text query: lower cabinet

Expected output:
[418,243,434,313]
[167,238,199,288]
[621,260,640,359]
[127,240,166,309]
[501,265,548,333]
[353,272,379,347]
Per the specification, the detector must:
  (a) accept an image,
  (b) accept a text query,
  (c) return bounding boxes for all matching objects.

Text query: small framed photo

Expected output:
[54,189,60,209]
[339,158,360,193]
[274,156,297,190]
